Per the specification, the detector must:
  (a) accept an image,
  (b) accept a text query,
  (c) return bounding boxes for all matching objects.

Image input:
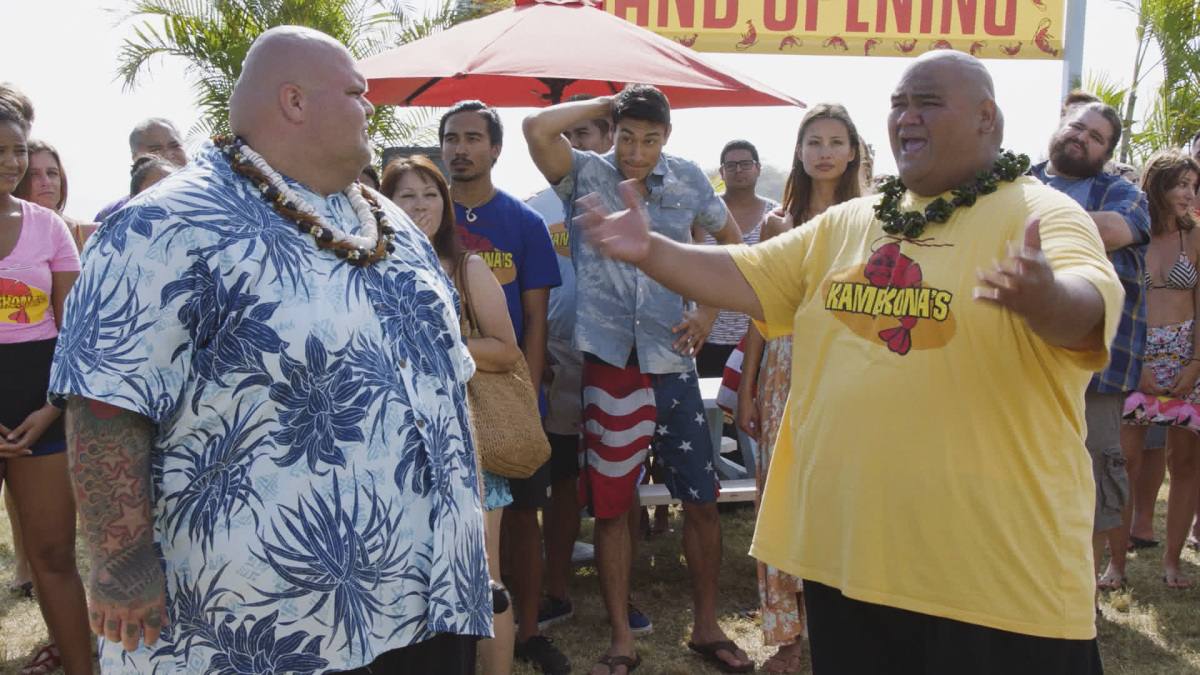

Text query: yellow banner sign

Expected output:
[601,0,1065,59]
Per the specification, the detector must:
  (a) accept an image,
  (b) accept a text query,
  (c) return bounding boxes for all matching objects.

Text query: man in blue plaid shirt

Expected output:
[1031,99,1150,593]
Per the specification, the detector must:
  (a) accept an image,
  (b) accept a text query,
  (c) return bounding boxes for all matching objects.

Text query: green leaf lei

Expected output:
[874,150,1031,239]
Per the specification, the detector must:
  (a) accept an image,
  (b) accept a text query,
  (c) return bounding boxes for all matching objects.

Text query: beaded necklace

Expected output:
[874,150,1031,239]
[215,135,396,266]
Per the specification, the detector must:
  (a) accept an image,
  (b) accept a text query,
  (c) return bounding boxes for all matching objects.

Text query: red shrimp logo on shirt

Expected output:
[820,239,957,354]
[0,277,50,325]
[458,229,517,285]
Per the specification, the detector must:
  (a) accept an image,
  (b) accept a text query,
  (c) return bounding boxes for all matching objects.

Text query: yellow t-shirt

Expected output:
[729,177,1123,640]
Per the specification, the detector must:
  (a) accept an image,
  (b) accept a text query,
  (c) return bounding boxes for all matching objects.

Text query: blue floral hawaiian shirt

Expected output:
[553,149,728,375]
[50,144,490,674]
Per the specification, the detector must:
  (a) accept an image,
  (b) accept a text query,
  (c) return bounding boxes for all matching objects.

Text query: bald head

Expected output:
[229,26,374,196]
[887,51,1002,196]
[907,50,995,103]
[230,26,354,137]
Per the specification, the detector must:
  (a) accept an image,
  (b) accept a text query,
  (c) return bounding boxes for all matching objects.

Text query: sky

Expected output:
[4,0,1160,220]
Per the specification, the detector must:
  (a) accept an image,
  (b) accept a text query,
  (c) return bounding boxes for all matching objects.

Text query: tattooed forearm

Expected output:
[66,397,158,603]
[91,545,164,606]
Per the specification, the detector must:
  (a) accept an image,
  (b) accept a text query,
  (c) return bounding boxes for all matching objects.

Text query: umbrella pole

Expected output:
[405,77,443,105]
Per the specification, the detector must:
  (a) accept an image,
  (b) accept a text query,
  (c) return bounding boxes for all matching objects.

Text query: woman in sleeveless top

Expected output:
[382,155,522,675]
[14,140,97,251]
[734,104,866,674]
[1117,150,1200,590]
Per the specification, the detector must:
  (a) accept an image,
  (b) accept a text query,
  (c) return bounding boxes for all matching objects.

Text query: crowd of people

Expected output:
[1,23,1200,675]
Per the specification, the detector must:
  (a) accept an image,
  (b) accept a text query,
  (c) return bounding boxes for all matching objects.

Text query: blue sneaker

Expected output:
[537,595,574,630]
[628,600,652,634]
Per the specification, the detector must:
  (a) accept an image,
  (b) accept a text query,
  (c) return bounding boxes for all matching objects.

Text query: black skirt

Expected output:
[0,338,65,452]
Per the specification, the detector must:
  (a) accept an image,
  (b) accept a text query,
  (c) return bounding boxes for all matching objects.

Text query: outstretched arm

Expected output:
[67,397,166,651]
[579,181,764,320]
[523,96,613,184]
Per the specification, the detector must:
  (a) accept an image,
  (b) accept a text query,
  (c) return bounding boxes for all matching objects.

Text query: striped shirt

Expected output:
[704,198,777,345]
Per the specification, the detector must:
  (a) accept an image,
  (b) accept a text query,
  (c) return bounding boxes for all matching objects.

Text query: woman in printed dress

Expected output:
[383,155,522,675]
[735,103,865,674]
[1115,150,1200,590]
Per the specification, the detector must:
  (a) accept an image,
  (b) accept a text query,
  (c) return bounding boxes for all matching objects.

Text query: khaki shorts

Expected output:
[1085,390,1130,533]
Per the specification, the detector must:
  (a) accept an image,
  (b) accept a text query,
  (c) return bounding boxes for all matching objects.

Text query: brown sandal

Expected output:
[594,653,641,674]
[687,640,755,673]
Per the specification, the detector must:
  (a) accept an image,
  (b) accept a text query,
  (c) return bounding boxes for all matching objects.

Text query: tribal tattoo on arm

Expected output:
[67,396,167,647]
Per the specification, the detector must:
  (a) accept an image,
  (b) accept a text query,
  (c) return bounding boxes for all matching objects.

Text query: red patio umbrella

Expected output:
[359,0,804,109]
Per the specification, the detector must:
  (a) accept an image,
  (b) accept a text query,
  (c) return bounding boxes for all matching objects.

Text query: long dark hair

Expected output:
[781,103,865,222]
[14,140,67,211]
[381,154,464,272]
[1142,150,1200,235]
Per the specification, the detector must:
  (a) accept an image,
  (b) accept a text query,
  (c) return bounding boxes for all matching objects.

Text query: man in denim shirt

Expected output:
[524,86,751,674]
[1031,100,1150,593]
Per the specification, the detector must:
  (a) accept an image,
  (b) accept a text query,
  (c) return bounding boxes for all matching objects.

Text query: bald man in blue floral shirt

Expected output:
[50,27,489,674]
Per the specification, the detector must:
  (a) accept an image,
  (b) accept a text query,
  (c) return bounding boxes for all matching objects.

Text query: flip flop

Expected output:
[19,644,60,675]
[1096,572,1126,591]
[1129,535,1160,550]
[762,648,803,674]
[593,653,641,674]
[8,581,32,599]
[1186,536,1200,552]
[687,640,755,673]
[1163,573,1193,590]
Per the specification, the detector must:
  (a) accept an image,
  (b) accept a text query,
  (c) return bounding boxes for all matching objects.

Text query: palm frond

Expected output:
[116,0,472,150]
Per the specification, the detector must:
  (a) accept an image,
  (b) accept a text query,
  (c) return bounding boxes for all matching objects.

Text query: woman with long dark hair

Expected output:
[1115,150,1200,590]
[0,97,92,675]
[14,140,97,250]
[383,155,521,675]
[735,103,865,674]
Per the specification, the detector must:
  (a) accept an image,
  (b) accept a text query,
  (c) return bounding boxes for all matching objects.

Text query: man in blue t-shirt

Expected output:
[440,101,565,674]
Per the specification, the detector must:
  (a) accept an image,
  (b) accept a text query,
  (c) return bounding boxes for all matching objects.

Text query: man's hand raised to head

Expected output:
[578,180,654,266]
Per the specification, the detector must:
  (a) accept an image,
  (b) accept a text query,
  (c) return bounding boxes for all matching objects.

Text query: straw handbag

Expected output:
[455,255,550,479]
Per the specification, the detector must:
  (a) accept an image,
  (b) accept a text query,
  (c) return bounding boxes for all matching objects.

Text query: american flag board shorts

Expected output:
[579,355,720,518]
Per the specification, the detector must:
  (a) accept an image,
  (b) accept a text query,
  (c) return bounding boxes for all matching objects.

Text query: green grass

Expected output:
[0,488,1197,673]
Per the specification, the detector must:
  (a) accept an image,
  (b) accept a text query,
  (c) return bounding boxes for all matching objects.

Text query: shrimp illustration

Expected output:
[864,38,881,55]
[930,39,954,50]
[864,244,924,356]
[675,33,698,48]
[779,35,802,50]
[1000,42,1022,56]
[895,39,918,53]
[734,20,758,51]
[969,41,986,56]
[0,278,32,324]
[1033,18,1058,56]
[823,35,849,51]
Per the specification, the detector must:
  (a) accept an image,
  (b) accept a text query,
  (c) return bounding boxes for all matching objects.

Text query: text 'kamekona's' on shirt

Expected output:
[732,177,1123,641]
[0,199,80,344]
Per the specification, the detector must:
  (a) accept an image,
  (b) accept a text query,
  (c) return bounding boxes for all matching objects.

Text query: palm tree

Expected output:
[116,0,484,152]
[1110,0,1200,162]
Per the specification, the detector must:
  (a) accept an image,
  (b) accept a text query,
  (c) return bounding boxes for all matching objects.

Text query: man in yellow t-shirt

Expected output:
[575,51,1122,673]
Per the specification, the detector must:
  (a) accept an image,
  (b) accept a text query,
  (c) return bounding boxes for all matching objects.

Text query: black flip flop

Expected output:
[688,640,755,673]
[1129,535,1160,550]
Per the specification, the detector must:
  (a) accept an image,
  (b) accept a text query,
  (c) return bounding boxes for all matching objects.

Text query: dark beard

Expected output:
[1049,138,1106,178]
